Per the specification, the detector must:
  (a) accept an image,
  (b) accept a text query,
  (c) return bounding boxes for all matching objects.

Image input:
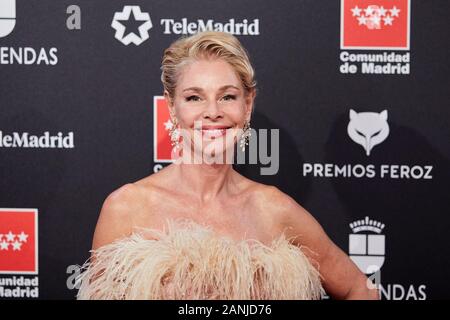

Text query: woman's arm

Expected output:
[267,186,380,300]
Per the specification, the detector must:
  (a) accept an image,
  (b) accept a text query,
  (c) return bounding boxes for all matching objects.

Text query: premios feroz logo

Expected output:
[302,109,433,180]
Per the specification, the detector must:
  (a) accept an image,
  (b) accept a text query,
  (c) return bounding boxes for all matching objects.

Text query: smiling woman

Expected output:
[76,31,380,300]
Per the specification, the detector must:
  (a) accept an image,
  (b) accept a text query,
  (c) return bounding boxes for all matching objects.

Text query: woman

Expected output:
[77,31,380,300]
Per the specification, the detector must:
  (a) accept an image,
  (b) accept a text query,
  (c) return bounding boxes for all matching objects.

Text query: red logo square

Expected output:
[0,208,38,274]
[153,96,173,163]
[341,0,410,50]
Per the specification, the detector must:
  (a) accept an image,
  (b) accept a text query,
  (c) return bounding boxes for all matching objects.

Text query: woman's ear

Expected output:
[244,88,256,119]
[164,90,175,117]
[164,90,172,106]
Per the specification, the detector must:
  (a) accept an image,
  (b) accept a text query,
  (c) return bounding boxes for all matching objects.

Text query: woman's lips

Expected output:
[197,126,232,139]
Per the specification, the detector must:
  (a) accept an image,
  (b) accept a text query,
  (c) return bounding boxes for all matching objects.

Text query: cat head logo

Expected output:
[349,216,385,275]
[347,109,389,156]
[0,0,16,38]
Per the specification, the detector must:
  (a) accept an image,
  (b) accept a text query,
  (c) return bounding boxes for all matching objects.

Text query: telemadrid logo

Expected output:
[0,131,74,149]
[0,0,15,38]
[111,5,260,46]
[111,6,153,46]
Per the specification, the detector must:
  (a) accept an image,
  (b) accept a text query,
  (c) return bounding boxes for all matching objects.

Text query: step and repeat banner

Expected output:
[1,0,449,299]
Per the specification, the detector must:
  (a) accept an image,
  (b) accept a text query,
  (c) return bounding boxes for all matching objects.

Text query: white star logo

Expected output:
[5,231,15,242]
[0,240,9,251]
[351,6,362,17]
[111,6,153,46]
[12,240,22,251]
[18,231,28,243]
[390,6,400,17]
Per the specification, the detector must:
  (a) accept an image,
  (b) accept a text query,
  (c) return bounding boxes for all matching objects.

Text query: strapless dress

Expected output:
[76,218,324,300]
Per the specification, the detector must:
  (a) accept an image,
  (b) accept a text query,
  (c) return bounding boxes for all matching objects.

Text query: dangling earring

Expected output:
[239,120,251,152]
[169,116,180,149]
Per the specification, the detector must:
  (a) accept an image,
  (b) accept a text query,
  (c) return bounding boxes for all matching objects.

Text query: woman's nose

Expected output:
[203,101,223,119]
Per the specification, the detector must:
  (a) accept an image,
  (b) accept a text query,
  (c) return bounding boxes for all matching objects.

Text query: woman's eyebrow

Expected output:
[183,87,203,93]
[182,85,240,93]
[218,85,240,91]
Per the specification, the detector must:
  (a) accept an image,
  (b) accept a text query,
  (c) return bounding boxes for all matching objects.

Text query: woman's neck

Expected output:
[176,162,234,203]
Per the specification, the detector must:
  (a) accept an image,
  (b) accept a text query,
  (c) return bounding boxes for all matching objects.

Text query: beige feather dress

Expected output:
[76,218,325,300]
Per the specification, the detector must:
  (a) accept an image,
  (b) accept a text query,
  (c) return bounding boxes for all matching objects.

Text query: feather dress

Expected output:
[76,218,324,300]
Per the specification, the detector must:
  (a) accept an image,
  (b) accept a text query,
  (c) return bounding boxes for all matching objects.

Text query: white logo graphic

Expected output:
[0,0,16,38]
[111,6,152,46]
[0,231,28,251]
[347,109,389,156]
[349,216,385,274]
[352,5,400,30]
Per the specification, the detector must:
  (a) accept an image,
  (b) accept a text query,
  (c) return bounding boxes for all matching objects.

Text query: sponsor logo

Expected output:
[302,109,433,180]
[341,0,410,50]
[0,131,74,149]
[0,1,59,66]
[349,216,385,274]
[111,6,260,46]
[160,18,259,36]
[111,6,153,46]
[347,109,389,156]
[0,0,16,38]
[339,0,411,75]
[0,209,39,298]
[348,216,427,300]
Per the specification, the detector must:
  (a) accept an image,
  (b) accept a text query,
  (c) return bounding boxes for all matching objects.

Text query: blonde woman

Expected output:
[77,31,380,300]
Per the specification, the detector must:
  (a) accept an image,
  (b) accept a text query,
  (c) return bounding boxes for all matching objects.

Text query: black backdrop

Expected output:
[0,0,449,299]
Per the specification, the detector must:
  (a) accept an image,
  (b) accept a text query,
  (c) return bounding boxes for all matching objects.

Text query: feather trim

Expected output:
[77,218,324,300]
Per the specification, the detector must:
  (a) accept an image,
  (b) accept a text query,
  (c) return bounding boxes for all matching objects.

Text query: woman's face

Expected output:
[167,58,254,162]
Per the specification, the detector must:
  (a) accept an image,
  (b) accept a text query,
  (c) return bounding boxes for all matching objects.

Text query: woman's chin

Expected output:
[191,143,236,164]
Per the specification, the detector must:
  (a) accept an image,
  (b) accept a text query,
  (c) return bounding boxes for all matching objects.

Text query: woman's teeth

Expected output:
[201,129,227,138]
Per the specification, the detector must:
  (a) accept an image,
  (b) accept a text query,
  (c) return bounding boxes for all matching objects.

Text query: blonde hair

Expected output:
[161,31,257,100]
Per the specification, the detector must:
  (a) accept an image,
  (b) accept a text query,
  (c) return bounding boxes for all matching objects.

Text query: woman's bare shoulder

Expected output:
[92,171,171,250]
[246,182,295,210]
[246,182,314,232]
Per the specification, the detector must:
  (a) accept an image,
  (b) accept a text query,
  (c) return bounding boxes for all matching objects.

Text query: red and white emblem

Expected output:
[153,96,174,163]
[341,0,410,50]
[0,208,38,274]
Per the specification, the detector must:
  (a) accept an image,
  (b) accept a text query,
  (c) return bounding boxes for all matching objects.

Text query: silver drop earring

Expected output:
[169,117,180,149]
[239,120,251,152]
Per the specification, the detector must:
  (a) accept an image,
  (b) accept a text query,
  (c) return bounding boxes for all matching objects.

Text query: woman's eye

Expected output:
[222,95,236,101]
[186,95,200,102]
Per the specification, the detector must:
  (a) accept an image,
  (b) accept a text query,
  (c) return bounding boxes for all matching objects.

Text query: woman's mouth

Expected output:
[197,126,232,139]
